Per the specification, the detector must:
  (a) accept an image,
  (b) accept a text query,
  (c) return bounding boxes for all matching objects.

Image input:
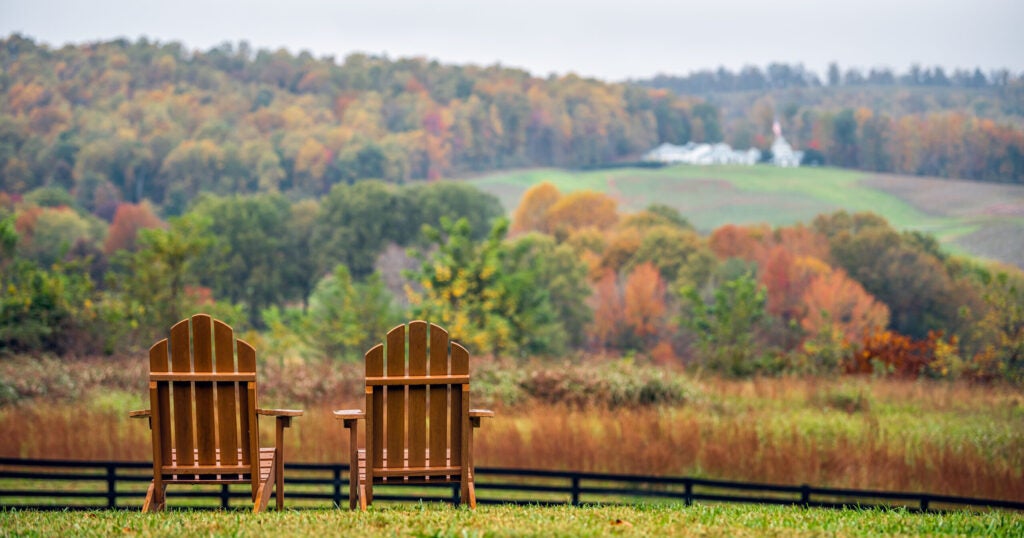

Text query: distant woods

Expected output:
[634,62,1020,94]
[637,63,1024,184]
[3,36,1024,220]
[0,34,718,210]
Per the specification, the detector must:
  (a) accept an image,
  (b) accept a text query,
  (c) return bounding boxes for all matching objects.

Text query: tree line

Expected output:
[2,179,1022,385]
[634,62,1023,94]
[0,34,718,215]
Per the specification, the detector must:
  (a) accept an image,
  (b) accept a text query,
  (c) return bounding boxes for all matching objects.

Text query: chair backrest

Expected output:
[365,321,469,471]
[148,314,260,481]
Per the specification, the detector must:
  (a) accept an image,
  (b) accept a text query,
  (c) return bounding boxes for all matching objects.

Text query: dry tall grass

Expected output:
[2,375,1021,502]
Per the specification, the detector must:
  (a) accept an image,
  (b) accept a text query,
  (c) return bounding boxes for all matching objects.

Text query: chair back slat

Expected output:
[149,340,172,466]
[406,321,428,468]
[365,344,384,469]
[428,324,449,467]
[366,321,472,475]
[385,324,407,467]
[191,315,217,466]
[168,319,195,467]
[214,320,239,466]
[237,339,257,469]
[449,343,469,467]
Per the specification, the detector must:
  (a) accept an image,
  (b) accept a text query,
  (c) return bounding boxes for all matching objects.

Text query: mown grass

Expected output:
[3,504,1023,537]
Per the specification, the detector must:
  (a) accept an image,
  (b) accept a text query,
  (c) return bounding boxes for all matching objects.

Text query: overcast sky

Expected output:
[2,0,1021,82]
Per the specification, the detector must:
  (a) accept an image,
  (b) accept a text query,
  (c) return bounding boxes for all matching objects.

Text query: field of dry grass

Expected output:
[2,358,1021,503]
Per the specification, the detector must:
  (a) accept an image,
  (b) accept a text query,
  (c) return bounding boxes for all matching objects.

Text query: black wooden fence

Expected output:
[1,458,1021,512]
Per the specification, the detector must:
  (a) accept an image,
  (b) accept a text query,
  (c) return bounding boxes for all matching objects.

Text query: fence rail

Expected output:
[1,458,1021,512]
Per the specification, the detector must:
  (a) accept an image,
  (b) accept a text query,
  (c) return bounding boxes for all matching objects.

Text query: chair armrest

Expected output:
[333,409,365,428]
[469,408,493,428]
[256,408,303,417]
[128,409,151,418]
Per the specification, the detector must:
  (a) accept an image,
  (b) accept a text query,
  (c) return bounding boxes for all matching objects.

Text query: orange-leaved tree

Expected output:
[510,181,561,235]
[103,201,164,254]
[623,262,668,349]
[544,190,619,237]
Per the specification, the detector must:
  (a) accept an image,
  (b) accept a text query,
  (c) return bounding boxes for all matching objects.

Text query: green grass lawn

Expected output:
[464,165,1024,267]
[3,504,1023,537]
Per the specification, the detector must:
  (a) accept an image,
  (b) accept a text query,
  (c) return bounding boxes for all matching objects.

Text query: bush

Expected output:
[473,359,700,409]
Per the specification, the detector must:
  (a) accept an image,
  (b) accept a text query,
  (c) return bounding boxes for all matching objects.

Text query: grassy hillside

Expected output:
[465,165,1024,267]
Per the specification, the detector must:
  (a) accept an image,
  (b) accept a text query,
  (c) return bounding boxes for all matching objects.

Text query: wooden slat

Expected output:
[428,323,449,468]
[164,464,254,474]
[449,342,469,467]
[407,321,427,468]
[365,375,469,386]
[365,343,384,505]
[386,324,406,468]
[237,339,257,467]
[192,315,216,467]
[373,466,462,477]
[150,373,256,382]
[169,318,194,467]
[214,320,239,466]
[149,340,172,466]
[365,344,384,470]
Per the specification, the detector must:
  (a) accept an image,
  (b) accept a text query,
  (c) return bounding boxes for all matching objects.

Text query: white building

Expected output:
[643,121,802,168]
[770,121,803,167]
[643,142,760,166]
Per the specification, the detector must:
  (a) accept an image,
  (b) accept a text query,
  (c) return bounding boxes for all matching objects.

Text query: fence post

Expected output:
[106,464,117,509]
[800,484,810,507]
[221,484,230,509]
[920,495,930,512]
[333,466,342,507]
[571,476,580,506]
[684,479,693,507]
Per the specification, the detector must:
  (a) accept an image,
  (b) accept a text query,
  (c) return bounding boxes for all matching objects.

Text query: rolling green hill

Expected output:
[465,165,1024,268]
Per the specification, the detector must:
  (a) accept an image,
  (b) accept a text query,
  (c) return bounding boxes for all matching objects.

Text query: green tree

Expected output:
[680,273,768,376]
[312,180,405,278]
[406,217,563,357]
[189,193,300,326]
[504,232,592,349]
[301,264,401,361]
[111,215,212,336]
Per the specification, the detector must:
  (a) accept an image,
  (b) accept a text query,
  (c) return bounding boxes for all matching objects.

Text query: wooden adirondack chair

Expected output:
[129,314,302,513]
[335,320,494,510]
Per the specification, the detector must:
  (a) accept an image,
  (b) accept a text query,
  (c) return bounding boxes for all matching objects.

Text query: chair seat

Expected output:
[159,447,275,484]
[356,448,463,484]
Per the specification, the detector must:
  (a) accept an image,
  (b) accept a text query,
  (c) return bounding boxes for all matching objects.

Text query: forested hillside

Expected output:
[636,64,1024,183]
[4,35,1024,222]
[0,34,721,215]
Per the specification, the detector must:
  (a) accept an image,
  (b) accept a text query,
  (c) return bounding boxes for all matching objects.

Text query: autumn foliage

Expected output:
[103,201,163,254]
[847,331,943,378]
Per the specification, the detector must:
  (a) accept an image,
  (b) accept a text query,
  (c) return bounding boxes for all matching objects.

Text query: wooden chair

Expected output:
[335,320,494,510]
[129,314,302,513]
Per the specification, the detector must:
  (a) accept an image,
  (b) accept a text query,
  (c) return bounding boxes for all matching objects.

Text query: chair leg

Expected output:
[143,481,166,513]
[466,481,477,509]
[254,460,276,514]
[275,451,284,511]
[358,483,367,511]
[142,482,155,513]
[459,473,475,509]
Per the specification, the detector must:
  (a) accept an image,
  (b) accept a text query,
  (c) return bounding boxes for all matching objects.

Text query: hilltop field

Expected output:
[466,165,1024,268]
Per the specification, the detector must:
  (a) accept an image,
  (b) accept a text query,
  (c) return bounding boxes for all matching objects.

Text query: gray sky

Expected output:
[2,0,1021,81]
